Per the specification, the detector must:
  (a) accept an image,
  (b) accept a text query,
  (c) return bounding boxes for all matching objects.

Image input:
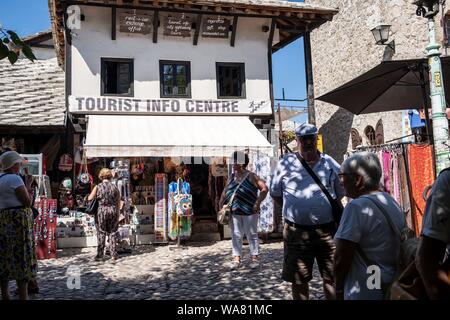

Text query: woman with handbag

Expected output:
[219,151,268,270]
[88,168,120,262]
[0,151,36,300]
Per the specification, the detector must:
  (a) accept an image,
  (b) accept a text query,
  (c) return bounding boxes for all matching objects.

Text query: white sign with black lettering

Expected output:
[69,96,272,115]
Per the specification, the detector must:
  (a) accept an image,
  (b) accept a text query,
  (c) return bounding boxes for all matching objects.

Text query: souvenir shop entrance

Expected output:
[80,114,275,243]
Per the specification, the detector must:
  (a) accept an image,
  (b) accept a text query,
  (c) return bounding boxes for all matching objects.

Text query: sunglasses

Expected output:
[298,135,317,141]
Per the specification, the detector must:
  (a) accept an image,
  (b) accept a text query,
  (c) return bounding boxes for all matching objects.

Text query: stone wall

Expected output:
[307,0,446,162]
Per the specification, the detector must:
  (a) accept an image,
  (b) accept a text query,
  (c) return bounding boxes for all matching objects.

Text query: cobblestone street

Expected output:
[11,240,324,300]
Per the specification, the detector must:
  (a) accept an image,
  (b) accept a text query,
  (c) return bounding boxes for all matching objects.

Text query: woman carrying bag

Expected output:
[219,151,268,270]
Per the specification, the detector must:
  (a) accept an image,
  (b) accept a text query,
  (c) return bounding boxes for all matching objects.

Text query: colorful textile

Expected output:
[168,180,192,241]
[154,174,168,243]
[0,207,37,282]
[391,153,401,204]
[408,144,435,236]
[382,151,391,193]
[398,152,414,231]
[250,153,275,233]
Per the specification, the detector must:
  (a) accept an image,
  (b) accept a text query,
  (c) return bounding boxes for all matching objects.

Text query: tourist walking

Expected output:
[219,151,268,269]
[270,123,345,300]
[0,151,36,300]
[334,152,406,300]
[416,168,450,299]
[88,168,121,261]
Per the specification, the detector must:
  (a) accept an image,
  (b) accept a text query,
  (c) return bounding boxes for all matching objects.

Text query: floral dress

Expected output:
[95,181,120,257]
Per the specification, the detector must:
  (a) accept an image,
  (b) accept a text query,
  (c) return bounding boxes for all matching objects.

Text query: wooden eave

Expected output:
[49,0,338,68]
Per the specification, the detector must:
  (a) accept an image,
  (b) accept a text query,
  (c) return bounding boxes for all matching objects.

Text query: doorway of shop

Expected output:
[185,159,221,241]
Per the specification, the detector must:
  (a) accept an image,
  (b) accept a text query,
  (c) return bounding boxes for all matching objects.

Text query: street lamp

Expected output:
[371,24,395,60]
[413,0,450,175]
[371,24,391,44]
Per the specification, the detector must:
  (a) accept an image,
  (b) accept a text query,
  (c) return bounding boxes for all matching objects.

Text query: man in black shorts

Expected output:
[270,124,345,300]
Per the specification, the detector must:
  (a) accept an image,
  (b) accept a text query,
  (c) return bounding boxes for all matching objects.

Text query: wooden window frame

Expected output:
[216,62,246,99]
[101,58,134,97]
[159,60,192,98]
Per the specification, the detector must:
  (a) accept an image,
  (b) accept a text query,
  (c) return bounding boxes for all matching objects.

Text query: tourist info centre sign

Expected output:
[69,96,272,115]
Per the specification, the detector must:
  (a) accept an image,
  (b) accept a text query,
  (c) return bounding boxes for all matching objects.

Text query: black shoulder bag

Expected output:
[295,153,344,231]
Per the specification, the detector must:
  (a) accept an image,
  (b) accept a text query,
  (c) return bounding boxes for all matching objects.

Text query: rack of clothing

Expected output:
[348,142,435,236]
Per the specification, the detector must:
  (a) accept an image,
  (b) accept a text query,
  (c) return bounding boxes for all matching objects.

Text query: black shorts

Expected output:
[282,222,336,285]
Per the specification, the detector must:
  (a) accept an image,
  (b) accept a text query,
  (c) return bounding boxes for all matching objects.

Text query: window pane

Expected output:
[218,64,244,97]
[118,63,131,94]
[164,74,173,95]
[164,64,173,75]
[103,61,132,95]
[161,62,190,96]
[176,65,186,75]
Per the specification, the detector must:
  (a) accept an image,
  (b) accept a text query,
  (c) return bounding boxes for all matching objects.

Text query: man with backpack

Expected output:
[416,169,450,299]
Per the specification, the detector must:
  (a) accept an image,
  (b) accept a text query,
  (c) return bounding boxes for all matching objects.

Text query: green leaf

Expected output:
[21,45,36,62]
[7,30,25,47]
[3,38,10,44]
[0,42,9,60]
[7,51,18,64]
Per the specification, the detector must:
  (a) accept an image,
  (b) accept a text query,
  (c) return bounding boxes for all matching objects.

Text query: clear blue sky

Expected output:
[0,0,308,122]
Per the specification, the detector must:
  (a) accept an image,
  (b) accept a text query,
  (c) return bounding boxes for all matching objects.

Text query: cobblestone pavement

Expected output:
[10,240,324,300]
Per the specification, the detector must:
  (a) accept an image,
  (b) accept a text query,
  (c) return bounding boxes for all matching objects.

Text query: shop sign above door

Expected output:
[163,14,192,37]
[119,10,152,35]
[69,96,272,115]
[202,16,230,39]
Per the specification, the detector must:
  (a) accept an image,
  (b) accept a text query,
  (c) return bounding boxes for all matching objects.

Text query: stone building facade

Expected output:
[308,0,448,162]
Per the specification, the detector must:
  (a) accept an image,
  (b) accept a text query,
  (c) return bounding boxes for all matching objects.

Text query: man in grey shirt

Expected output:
[270,123,345,300]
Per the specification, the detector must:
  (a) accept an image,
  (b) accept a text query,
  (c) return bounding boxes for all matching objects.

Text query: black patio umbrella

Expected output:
[317,57,450,138]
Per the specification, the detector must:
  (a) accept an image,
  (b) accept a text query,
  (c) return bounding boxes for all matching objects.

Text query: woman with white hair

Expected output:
[334,152,406,300]
[0,151,35,300]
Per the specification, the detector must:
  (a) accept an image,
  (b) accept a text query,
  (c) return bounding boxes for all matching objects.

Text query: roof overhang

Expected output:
[48,0,338,68]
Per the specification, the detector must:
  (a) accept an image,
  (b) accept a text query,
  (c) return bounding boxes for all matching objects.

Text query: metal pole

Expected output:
[277,103,283,155]
[425,9,450,174]
[419,69,433,143]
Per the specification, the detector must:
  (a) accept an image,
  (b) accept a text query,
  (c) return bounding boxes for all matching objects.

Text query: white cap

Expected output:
[0,151,26,171]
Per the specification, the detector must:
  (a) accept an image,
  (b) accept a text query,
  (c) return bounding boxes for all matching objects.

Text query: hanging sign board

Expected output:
[163,14,192,37]
[119,10,152,35]
[202,16,230,38]
[69,96,272,115]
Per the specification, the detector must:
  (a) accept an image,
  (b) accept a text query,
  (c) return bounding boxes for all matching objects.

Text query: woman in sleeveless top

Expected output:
[0,151,35,300]
[88,168,120,261]
[219,151,268,269]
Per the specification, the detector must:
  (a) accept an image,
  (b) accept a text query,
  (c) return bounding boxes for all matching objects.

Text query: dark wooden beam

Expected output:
[304,32,316,125]
[267,18,276,116]
[153,10,159,43]
[112,7,117,40]
[193,14,202,46]
[230,16,238,47]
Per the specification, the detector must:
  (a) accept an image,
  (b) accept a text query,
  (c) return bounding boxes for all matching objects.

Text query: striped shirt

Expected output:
[225,172,259,215]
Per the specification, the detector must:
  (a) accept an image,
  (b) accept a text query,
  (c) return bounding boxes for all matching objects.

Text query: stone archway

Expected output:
[375,120,384,145]
[364,125,376,146]
[351,128,362,150]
